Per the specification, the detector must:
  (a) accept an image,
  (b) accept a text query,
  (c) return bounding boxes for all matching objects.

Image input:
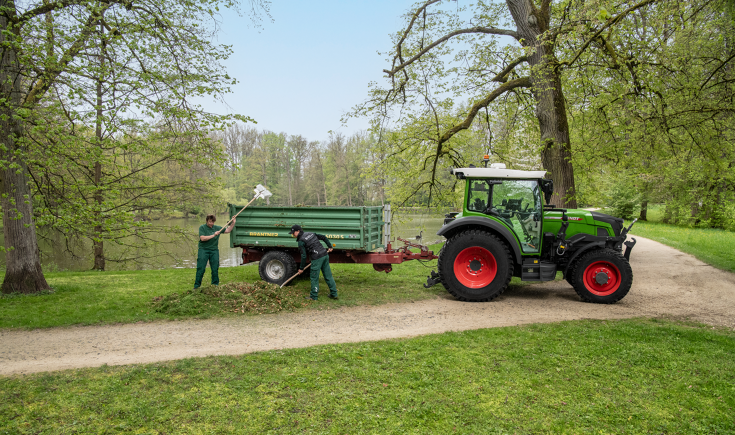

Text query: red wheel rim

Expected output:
[582,261,621,296]
[453,247,497,288]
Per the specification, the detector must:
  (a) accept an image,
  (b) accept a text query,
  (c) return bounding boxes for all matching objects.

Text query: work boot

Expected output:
[328,295,339,300]
[304,296,317,301]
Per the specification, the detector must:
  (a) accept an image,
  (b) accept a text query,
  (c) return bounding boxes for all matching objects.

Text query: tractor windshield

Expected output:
[466,179,542,253]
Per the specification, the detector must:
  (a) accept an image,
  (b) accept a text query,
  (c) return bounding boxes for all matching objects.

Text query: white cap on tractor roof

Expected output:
[452,165,547,179]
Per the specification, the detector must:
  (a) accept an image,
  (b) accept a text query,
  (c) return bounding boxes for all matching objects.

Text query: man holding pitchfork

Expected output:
[194,214,236,289]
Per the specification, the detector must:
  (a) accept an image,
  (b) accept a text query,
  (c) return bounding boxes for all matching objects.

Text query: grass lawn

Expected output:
[1,318,733,434]
[628,220,735,273]
[4,243,522,329]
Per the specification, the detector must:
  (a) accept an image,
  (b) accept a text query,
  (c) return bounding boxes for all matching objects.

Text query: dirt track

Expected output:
[2,236,734,376]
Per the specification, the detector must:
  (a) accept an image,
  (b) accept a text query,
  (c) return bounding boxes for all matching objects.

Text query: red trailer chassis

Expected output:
[238,237,438,273]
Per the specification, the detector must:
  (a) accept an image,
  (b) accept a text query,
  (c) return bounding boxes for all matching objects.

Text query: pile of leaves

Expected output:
[151,281,310,317]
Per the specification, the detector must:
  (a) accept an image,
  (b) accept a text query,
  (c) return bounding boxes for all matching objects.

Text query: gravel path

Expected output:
[2,236,734,376]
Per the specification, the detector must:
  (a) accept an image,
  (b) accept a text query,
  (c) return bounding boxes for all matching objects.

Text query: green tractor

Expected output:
[425,162,637,304]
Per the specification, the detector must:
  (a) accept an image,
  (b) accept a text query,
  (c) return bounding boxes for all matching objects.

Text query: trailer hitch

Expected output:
[424,270,441,288]
[396,237,431,254]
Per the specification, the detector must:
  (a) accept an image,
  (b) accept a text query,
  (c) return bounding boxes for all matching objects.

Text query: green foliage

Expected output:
[187,205,203,216]
[567,0,735,230]
[0,0,271,275]
[2,319,734,433]
[608,180,641,220]
[214,125,386,208]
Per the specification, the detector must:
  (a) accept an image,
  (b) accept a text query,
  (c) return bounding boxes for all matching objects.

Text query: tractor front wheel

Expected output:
[438,230,513,302]
[570,248,633,304]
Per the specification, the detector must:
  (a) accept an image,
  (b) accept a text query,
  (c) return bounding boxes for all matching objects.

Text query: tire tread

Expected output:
[438,229,514,302]
[571,248,633,304]
[258,250,297,285]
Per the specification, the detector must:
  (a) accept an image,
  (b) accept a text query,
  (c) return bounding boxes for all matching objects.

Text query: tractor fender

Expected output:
[562,241,605,279]
[437,216,521,264]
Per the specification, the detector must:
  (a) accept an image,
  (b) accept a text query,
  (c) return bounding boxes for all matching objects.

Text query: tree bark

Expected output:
[0,6,50,293]
[639,200,648,221]
[507,0,577,208]
[92,21,105,271]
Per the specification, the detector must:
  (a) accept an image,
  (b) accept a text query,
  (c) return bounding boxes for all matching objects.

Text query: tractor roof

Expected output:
[451,166,547,179]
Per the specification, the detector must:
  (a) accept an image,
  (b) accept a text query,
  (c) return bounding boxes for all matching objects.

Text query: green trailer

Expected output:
[227,204,437,285]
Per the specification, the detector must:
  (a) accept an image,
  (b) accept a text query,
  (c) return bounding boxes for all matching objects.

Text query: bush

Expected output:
[608,182,641,220]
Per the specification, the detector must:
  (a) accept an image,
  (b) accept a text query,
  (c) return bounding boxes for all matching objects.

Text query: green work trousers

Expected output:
[309,255,337,300]
[194,249,219,288]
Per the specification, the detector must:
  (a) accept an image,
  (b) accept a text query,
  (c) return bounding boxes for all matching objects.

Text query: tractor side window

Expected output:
[491,179,541,253]
[467,179,490,212]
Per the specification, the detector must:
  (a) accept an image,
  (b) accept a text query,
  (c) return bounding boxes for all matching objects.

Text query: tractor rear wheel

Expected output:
[259,250,297,286]
[438,229,513,302]
[570,248,633,304]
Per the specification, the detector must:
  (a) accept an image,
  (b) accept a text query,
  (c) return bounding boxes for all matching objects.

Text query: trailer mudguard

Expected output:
[437,216,522,263]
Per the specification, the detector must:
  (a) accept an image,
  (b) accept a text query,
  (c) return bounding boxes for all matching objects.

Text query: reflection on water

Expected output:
[0,213,447,272]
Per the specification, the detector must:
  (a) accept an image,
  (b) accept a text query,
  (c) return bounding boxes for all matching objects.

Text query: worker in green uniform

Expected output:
[194,214,236,289]
[290,224,338,301]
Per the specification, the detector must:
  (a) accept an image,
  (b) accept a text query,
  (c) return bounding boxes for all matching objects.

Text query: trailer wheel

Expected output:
[438,229,513,302]
[570,248,632,304]
[259,250,297,286]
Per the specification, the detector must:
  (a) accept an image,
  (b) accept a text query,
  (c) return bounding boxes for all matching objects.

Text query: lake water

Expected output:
[0,213,446,272]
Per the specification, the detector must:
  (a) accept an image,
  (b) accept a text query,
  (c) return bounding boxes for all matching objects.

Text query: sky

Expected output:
[204,0,416,143]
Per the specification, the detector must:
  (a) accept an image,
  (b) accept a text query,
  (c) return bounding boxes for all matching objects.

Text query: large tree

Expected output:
[0,0,269,293]
[355,0,660,208]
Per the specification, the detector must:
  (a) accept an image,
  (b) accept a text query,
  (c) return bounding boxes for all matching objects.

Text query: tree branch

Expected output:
[699,50,735,91]
[22,3,112,107]
[437,76,531,146]
[492,56,528,82]
[17,0,132,23]
[560,0,658,69]
[385,26,519,77]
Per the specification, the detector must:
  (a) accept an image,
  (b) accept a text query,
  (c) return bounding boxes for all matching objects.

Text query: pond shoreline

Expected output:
[1,214,446,273]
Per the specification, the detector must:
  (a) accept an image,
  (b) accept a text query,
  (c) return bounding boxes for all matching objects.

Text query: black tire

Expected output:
[565,260,578,286]
[258,250,297,286]
[438,229,514,302]
[570,248,633,304]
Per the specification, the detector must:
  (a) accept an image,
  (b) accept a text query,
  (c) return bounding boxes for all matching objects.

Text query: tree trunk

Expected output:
[92,23,105,271]
[639,200,648,221]
[0,9,50,293]
[507,0,577,208]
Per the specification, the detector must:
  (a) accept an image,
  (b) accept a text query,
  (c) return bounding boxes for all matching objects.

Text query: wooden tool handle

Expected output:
[280,263,311,288]
[221,194,259,230]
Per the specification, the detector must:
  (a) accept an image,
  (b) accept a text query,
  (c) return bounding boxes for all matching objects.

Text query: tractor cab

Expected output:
[452,163,549,254]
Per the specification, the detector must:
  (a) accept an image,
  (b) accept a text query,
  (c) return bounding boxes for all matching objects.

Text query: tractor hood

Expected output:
[543,209,624,237]
[590,211,624,236]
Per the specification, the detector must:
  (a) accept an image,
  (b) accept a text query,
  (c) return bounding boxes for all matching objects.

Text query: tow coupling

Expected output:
[424,270,441,288]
